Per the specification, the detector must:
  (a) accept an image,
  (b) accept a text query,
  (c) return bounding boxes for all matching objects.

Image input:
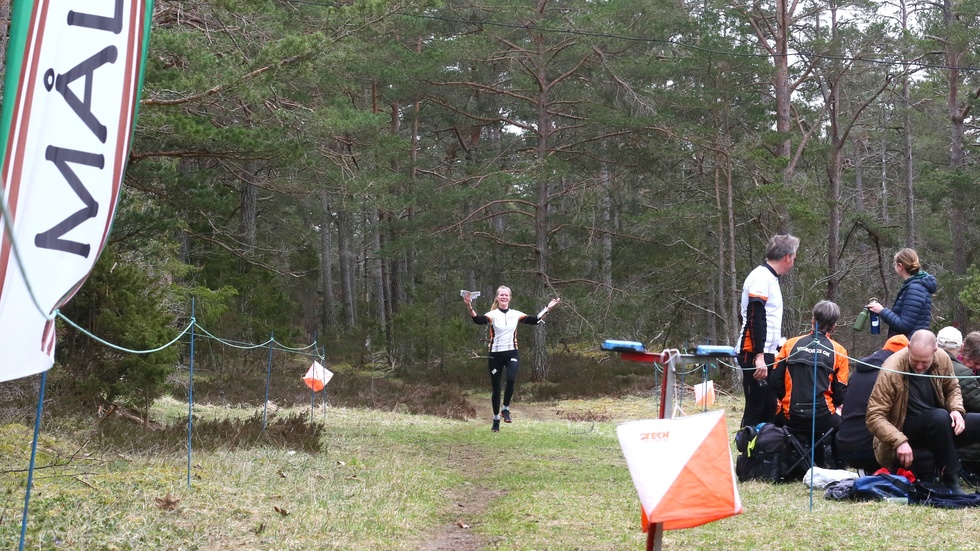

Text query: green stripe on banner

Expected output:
[0,0,35,160]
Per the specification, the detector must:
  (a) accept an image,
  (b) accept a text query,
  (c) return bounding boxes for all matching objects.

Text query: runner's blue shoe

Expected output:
[492,419,500,432]
[501,410,512,423]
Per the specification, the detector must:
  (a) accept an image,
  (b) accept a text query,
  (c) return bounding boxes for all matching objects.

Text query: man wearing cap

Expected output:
[938,326,965,355]
[951,331,980,409]
[836,334,909,473]
[949,330,980,476]
[867,329,980,494]
[937,327,972,409]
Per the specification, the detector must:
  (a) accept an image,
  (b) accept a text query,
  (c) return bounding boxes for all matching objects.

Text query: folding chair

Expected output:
[783,426,842,477]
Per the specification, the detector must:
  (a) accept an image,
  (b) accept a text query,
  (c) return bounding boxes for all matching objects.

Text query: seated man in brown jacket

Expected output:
[866,330,980,494]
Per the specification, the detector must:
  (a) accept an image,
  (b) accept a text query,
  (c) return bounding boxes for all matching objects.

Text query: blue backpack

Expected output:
[851,473,913,500]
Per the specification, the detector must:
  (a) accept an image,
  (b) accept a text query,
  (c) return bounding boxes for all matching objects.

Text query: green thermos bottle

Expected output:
[854,308,870,331]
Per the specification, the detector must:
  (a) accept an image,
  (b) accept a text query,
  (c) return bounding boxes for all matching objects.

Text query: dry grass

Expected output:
[4,391,980,550]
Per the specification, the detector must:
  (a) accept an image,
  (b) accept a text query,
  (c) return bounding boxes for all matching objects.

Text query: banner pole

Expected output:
[646,524,663,551]
[187,297,196,487]
[18,371,47,551]
[263,331,274,432]
[647,352,677,551]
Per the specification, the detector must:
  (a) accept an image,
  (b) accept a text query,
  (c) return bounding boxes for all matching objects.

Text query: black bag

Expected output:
[734,423,804,483]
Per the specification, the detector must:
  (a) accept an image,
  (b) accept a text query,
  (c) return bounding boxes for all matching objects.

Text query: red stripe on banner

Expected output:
[42,319,55,356]
[0,0,52,295]
[108,0,141,232]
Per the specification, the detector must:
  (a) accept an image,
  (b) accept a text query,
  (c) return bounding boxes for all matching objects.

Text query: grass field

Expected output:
[3,392,980,550]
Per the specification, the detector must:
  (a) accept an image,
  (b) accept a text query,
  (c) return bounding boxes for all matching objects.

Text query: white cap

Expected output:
[937,326,963,350]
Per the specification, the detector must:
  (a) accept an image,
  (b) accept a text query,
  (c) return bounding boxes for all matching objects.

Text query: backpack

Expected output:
[734,423,804,483]
[851,472,914,501]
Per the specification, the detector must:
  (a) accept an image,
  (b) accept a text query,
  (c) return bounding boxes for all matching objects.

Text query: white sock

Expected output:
[494,415,500,420]
[502,406,509,411]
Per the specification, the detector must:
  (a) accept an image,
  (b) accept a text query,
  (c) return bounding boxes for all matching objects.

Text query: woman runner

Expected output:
[464,286,560,432]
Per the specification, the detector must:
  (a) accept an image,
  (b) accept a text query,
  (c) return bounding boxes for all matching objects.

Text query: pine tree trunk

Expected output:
[368,208,387,338]
[319,190,336,329]
[336,209,357,328]
[532,172,550,382]
[600,162,613,289]
[945,0,968,327]
[855,137,865,212]
[902,77,914,244]
[713,156,724,343]
[773,0,793,232]
[240,174,257,250]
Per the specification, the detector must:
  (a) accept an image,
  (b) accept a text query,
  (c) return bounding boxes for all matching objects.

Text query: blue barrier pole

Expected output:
[310,331,318,423]
[809,319,819,511]
[18,371,47,551]
[187,298,196,487]
[263,331,274,432]
[320,344,327,422]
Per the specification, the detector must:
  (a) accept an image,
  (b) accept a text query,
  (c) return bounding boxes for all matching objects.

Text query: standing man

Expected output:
[736,234,799,429]
[867,330,980,494]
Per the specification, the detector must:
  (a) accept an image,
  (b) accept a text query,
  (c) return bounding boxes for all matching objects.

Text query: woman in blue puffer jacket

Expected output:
[867,248,938,338]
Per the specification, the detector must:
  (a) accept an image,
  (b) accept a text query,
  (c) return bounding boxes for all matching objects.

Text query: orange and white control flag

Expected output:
[694,380,716,407]
[617,410,741,531]
[302,361,333,392]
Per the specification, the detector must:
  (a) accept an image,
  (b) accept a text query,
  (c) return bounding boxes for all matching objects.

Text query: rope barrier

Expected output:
[56,313,195,354]
[724,337,978,380]
[55,308,320,360]
[796,337,976,380]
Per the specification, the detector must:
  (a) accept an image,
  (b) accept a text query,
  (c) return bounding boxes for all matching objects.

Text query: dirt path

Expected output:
[416,398,561,550]
[416,436,509,551]
[418,482,507,551]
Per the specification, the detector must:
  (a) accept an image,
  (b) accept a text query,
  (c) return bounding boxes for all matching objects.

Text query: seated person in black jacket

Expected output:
[770,300,850,437]
[836,334,909,472]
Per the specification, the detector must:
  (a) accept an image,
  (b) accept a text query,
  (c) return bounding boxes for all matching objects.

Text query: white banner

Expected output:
[0,0,153,381]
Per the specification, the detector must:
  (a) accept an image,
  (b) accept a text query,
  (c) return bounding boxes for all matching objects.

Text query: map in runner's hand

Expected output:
[460,290,481,300]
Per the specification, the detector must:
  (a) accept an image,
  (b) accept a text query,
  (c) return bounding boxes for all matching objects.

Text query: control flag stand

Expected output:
[601,341,739,551]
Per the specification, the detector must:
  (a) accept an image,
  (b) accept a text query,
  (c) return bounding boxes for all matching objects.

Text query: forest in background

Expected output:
[2,0,980,411]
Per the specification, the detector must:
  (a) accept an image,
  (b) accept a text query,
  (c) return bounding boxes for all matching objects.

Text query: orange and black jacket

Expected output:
[770,332,849,423]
